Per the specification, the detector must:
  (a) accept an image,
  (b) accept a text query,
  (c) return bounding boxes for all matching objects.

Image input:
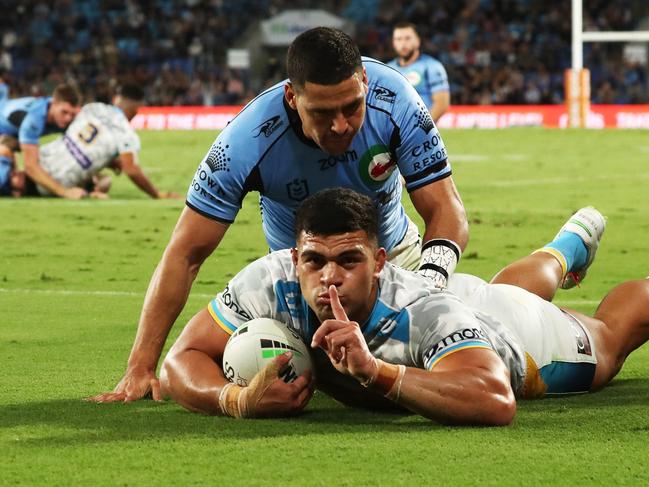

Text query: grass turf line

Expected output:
[2,129,649,485]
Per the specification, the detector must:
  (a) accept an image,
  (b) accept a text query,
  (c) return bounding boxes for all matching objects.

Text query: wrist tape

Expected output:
[418,239,461,288]
[361,359,407,401]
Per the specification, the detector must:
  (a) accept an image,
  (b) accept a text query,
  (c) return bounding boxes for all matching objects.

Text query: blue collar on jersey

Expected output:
[282,96,319,149]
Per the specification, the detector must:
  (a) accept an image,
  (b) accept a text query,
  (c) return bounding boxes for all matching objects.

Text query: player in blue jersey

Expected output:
[0,84,83,199]
[156,188,649,424]
[388,22,450,124]
[89,27,469,404]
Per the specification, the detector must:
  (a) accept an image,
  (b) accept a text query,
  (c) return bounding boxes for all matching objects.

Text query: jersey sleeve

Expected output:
[426,58,450,94]
[18,101,47,145]
[208,257,276,335]
[392,89,451,192]
[185,122,258,224]
[115,118,141,154]
[414,295,495,370]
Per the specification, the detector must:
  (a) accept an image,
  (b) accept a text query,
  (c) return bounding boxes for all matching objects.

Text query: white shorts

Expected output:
[448,273,597,397]
[386,217,421,271]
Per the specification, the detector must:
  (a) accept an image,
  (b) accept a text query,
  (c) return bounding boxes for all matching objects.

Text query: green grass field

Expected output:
[2,129,649,485]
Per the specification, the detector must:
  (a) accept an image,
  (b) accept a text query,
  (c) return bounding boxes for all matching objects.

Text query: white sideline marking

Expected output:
[0,287,599,306]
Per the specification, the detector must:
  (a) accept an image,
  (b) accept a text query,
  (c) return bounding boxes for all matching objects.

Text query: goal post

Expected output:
[568,0,649,127]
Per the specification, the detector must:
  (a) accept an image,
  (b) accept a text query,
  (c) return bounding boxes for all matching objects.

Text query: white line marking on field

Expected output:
[0,287,599,306]
[0,287,214,299]
[452,154,488,162]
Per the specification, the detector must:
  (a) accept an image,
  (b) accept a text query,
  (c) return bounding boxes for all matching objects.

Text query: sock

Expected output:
[536,232,588,275]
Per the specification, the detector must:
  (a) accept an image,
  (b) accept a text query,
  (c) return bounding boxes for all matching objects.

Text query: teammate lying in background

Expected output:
[0,85,178,199]
[0,83,82,199]
[128,188,649,425]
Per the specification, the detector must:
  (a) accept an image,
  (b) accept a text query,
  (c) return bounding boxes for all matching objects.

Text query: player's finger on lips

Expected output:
[328,285,348,321]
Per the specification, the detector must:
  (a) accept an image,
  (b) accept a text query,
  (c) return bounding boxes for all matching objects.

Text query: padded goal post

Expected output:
[569,0,649,127]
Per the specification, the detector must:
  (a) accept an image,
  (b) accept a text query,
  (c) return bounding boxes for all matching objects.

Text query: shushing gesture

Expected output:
[310,285,378,384]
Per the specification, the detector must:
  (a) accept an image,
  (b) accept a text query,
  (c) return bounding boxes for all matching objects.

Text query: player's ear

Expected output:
[284,83,297,110]
[291,247,299,267]
[373,247,387,276]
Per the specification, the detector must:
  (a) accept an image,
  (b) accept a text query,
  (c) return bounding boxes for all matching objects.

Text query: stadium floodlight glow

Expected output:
[568,0,649,128]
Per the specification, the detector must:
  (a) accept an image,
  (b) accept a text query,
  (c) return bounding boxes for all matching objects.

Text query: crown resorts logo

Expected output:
[359,145,397,186]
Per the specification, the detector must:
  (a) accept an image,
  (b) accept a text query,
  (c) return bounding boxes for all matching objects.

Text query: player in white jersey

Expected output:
[24,85,176,199]
[90,27,468,404]
[155,188,649,425]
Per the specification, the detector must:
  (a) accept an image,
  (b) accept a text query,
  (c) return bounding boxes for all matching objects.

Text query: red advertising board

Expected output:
[131,105,649,130]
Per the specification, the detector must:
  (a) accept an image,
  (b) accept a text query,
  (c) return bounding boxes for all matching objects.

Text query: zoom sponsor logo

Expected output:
[318,150,358,171]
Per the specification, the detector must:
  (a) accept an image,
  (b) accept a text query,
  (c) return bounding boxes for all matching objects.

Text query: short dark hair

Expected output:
[393,22,419,36]
[294,188,379,244]
[117,84,145,102]
[52,84,81,106]
[287,27,362,91]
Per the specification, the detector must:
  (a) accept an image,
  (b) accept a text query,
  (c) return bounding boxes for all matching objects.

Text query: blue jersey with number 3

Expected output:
[186,57,451,252]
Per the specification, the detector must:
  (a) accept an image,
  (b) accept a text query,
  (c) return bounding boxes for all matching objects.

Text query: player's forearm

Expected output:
[430,92,450,124]
[384,365,516,425]
[125,167,161,198]
[421,191,468,251]
[160,349,227,414]
[127,250,200,372]
[22,145,67,196]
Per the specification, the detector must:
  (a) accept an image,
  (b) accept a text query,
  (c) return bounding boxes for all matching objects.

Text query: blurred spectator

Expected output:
[0,0,647,105]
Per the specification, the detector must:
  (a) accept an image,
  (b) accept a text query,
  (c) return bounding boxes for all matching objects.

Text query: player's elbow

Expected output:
[477,374,517,426]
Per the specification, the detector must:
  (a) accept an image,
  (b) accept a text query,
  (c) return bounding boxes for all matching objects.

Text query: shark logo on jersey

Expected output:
[204,142,231,173]
[359,145,397,187]
[286,179,309,201]
[414,103,434,134]
[373,86,396,104]
[254,115,283,138]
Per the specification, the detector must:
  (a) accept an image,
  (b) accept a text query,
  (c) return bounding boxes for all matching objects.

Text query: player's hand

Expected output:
[89,191,109,199]
[311,285,377,384]
[62,186,88,200]
[221,352,313,418]
[157,191,182,200]
[84,365,161,403]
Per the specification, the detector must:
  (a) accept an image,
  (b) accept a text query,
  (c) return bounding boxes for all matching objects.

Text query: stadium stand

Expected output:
[0,0,646,105]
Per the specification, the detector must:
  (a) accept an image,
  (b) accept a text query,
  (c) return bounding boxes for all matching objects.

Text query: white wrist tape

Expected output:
[418,239,461,288]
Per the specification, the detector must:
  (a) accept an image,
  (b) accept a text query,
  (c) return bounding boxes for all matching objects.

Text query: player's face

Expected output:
[393,27,420,61]
[50,101,78,129]
[292,230,386,324]
[285,70,368,155]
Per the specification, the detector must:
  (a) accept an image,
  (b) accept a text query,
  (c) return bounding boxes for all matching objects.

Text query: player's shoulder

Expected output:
[211,81,290,165]
[363,57,424,120]
[378,263,439,307]
[230,249,297,291]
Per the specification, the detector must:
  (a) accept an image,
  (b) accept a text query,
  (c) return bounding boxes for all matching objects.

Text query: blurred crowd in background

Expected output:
[0,0,647,106]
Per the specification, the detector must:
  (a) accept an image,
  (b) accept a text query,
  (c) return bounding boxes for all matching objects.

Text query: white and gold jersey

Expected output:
[37,103,140,194]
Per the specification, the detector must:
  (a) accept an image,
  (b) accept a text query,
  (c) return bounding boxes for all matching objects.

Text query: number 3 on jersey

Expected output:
[78,123,99,144]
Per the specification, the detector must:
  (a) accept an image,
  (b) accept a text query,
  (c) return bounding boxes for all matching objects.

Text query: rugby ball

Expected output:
[222,317,312,387]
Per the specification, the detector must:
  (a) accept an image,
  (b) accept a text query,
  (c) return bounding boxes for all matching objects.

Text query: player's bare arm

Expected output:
[118,152,179,199]
[409,177,468,250]
[160,308,313,417]
[311,285,515,425]
[22,143,86,199]
[430,90,450,124]
[86,207,228,403]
